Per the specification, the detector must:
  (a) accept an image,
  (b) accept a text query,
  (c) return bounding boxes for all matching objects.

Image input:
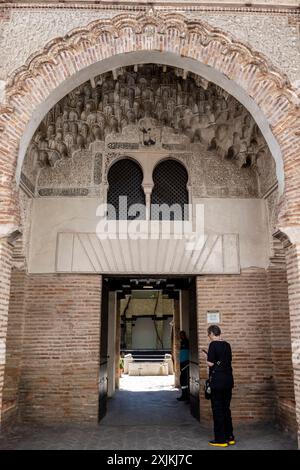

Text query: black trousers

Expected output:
[211,388,234,442]
[179,361,189,390]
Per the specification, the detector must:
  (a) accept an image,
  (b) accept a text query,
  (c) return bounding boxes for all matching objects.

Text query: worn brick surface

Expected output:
[286,243,300,447]
[267,262,297,434]
[0,239,13,429]
[197,268,296,430]
[17,274,102,424]
[2,268,27,428]
[0,266,298,440]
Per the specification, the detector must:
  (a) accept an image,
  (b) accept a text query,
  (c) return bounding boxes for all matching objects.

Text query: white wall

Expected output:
[131,317,172,350]
[28,196,269,273]
[131,318,157,349]
[195,197,269,270]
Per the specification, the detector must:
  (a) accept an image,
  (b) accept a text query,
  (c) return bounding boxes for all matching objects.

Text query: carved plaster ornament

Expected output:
[24,64,271,177]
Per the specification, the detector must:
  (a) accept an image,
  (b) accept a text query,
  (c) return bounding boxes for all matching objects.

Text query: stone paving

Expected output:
[0,376,297,450]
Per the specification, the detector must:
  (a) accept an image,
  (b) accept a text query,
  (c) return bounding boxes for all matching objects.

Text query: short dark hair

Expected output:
[207,325,221,336]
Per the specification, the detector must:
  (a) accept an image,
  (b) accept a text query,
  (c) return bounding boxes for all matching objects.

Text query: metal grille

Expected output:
[107,159,145,220]
[151,159,189,220]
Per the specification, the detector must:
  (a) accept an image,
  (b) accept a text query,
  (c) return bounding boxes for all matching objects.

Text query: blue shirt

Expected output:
[180,348,189,363]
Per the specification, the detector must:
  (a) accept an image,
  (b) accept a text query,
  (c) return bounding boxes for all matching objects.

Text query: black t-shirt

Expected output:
[180,338,189,350]
[207,340,234,390]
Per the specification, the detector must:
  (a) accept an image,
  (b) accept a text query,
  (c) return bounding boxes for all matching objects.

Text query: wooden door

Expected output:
[189,277,200,420]
[98,279,109,421]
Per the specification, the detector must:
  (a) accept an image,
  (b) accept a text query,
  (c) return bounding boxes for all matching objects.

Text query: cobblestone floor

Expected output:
[0,376,297,450]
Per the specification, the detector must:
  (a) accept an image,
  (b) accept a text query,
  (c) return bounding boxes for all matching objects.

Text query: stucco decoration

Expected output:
[21,65,272,198]
[0,10,299,229]
[0,8,299,83]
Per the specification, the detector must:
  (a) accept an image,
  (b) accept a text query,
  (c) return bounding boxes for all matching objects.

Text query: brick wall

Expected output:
[0,239,13,429]
[267,262,297,434]
[1,266,297,435]
[286,243,300,447]
[18,274,102,424]
[2,268,27,427]
[196,268,296,429]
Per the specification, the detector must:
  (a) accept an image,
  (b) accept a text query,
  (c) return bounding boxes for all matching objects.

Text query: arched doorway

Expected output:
[0,11,299,447]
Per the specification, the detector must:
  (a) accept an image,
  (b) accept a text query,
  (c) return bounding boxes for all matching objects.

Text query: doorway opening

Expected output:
[99,275,199,425]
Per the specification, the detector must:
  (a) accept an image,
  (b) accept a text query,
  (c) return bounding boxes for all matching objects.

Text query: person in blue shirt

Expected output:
[177,330,190,402]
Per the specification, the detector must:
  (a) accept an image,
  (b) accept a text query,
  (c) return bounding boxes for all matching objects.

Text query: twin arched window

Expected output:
[107,158,188,220]
[151,159,189,220]
[107,159,145,220]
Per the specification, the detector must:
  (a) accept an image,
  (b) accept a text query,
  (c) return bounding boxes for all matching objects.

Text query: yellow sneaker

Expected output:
[227,437,236,445]
[208,440,228,447]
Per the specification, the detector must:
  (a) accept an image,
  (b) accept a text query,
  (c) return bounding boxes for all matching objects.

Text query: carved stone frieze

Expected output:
[37,149,93,193]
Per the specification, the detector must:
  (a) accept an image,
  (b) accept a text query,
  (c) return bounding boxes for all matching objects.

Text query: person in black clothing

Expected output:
[176,331,190,402]
[202,325,235,447]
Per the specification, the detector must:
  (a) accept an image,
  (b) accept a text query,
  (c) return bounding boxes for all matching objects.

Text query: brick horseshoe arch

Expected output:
[0,10,299,234]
